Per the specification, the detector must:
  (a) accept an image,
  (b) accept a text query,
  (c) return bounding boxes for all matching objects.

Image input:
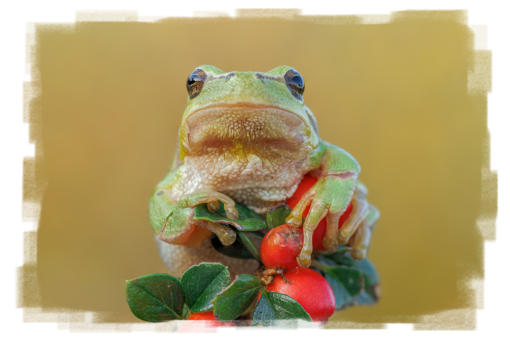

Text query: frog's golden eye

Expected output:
[186,68,207,99]
[284,69,305,100]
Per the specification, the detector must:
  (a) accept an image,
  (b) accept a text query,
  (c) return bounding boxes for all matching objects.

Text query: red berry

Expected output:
[287,175,354,251]
[266,267,335,323]
[311,201,353,250]
[178,311,233,332]
[287,175,317,215]
[260,224,303,269]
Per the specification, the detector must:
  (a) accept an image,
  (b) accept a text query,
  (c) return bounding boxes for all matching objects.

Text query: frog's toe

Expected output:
[348,203,380,260]
[296,198,328,268]
[224,206,239,220]
[349,222,370,260]
[296,255,311,268]
[194,219,237,246]
[322,211,343,250]
[337,195,370,245]
[201,190,239,220]
[286,188,316,227]
[207,200,220,213]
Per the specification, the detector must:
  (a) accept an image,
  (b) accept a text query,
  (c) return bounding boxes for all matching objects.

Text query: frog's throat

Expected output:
[180,102,317,159]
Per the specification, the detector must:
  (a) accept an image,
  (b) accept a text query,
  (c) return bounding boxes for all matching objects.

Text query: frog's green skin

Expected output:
[149,65,379,274]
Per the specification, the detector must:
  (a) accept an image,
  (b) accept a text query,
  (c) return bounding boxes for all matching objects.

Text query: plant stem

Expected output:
[310,259,330,272]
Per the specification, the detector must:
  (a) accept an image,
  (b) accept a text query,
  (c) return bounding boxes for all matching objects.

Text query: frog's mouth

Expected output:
[182,103,312,158]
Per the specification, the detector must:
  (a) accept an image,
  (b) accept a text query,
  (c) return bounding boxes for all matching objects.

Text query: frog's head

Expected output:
[179,65,320,164]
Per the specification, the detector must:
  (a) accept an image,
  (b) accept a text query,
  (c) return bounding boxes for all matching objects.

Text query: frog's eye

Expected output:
[186,68,207,99]
[284,69,305,100]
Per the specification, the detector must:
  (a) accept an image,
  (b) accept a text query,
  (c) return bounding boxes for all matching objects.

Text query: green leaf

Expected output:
[315,255,336,267]
[252,290,312,327]
[210,231,263,260]
[182,303,190,319]
[212,274,261,321]
[194,201,267,231]
[321,246,351,262]
[126,273,184,322]
[323,266,364,310]
[211,234,253,259]
[180,263,231,313]
[315,252,381,309]
[236,231,261,262]
[336,253,381,304]
[265,204,292,230]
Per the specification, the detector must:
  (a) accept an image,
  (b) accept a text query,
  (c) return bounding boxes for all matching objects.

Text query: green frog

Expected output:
[149,65,379,276]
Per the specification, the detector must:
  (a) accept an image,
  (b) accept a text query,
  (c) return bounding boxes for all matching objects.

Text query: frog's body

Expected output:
[149,66,379,277]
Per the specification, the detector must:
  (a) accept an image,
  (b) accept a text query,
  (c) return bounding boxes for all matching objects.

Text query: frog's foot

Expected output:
[192,219,236,246]
[301,180,378,261]
[158,189,239,247]
[286,175,357,268]
[337,189,370,246]
[179,188,239,245]
[330,184,379,260]
[178,188,239,220]
[346,203,379,260]
[324,182,375,251]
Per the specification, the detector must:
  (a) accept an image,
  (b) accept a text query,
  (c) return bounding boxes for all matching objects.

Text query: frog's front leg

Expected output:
[286,141,375,267]
[149,166,239,248]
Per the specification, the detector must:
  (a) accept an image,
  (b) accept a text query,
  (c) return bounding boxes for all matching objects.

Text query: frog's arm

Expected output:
[148,165,239,248]
[287,140,379,266]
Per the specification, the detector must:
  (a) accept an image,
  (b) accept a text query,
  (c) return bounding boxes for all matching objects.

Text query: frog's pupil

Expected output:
[187,74,201,86]
[292,75,304,88]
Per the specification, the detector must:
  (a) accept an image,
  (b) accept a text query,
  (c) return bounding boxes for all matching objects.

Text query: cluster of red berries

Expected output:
[183,175,353,326]
[259,175,352,323]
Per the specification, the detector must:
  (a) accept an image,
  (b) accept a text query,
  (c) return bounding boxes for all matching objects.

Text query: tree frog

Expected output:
[149,65,379,276]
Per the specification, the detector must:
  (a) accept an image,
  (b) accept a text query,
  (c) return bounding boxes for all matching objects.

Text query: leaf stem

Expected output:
[310,259,330,272]
[237,231,262,262]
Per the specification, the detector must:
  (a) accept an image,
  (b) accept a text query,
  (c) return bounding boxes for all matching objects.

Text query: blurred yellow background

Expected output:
[24,10,493,327]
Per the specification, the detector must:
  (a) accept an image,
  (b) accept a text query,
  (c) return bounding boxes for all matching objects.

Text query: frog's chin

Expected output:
[182,102,313,157]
